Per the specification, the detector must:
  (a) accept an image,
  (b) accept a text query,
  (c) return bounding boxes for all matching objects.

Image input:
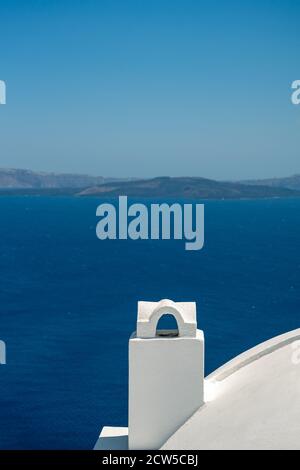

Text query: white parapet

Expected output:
[94,427,128,450]
[128,299,204,450]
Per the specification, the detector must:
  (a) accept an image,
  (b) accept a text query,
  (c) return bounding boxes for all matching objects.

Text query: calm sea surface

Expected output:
[0,197,299,449]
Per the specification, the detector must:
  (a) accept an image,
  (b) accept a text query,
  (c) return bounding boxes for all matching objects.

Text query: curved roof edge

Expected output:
[162,328,300,450]
[208,328,300,383]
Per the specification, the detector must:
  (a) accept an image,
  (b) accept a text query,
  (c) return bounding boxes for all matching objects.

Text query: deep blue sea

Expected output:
[0,197,299,449]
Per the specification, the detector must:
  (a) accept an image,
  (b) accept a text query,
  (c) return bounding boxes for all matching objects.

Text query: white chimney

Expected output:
[128,299,204,450]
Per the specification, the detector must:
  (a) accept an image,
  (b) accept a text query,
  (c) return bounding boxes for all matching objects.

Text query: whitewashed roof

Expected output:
[162,328,300,450]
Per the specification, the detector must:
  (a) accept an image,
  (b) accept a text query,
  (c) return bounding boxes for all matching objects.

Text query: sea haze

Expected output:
[0,197,299,449]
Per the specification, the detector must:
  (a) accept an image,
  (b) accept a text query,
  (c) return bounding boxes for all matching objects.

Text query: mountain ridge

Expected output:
[0,169,300,199]
[0,168,136,189]
[77,176,300,199]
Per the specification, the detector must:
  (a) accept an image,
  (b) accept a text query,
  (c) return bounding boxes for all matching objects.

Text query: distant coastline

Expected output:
[0,168,300,200]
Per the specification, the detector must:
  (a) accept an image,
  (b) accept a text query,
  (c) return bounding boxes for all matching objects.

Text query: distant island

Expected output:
[0,168,300,199]
[240,175,300,191]
[0,168,135,190]
[77,176,300,199]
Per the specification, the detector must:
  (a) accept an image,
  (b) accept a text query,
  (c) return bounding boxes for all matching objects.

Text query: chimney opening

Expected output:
[155,314,179,337]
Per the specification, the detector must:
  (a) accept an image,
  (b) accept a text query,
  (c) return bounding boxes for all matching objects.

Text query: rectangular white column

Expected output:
[128,330,204,450]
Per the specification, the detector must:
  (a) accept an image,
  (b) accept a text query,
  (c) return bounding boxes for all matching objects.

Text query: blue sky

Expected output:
[0,0,299,179]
